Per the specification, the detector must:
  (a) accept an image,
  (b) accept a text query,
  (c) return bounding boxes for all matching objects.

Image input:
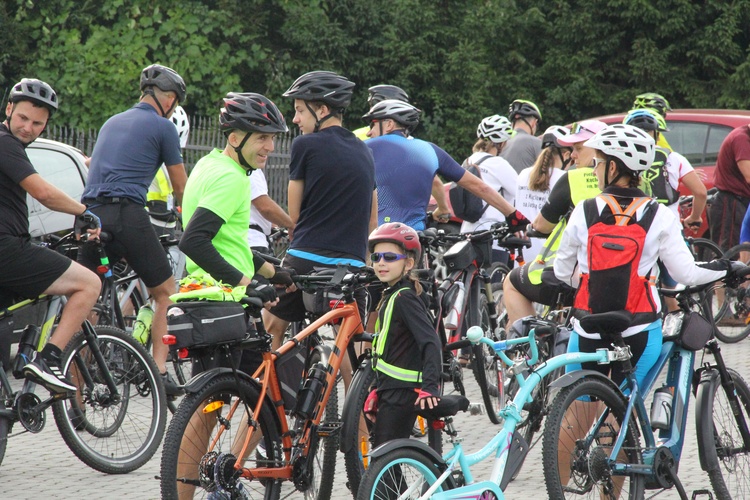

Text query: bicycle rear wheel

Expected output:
[541,376,644,499]
[160,373,282,499]
[471,292,504,424]
[713,243,750,343]
[343,360,378,496]
[52,325,167,473]
[696,367,750,500]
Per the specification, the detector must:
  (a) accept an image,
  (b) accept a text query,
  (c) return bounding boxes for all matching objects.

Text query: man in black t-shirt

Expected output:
[0,79,101,394]
[262,71,378,354]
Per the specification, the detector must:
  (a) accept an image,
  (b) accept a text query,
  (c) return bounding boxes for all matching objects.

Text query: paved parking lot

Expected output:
[3,330,750,499]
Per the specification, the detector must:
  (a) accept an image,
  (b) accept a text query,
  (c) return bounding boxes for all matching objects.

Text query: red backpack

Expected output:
[573,194,659,325]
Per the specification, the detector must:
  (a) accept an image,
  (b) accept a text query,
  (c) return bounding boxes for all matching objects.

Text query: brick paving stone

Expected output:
[3,328,749,499]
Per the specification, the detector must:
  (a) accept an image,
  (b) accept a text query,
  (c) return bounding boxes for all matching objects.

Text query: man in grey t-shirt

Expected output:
[500,99,543,173]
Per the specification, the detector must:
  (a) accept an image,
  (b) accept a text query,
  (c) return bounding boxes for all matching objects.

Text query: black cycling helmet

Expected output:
[9,78,58,114]
[367,85,409,107]
[140,64,187,103]
[508,99,542,121]
[362,99,421,134]
[220,93,287,172]
[283,71,355,110]
[284,71,355,133]
[220,92,288,134]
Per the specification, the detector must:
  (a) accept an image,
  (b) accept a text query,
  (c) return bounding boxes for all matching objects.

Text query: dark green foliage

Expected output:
[4,0,750,158]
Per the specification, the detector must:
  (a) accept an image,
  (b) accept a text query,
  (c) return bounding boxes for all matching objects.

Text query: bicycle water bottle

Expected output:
[132,304,155,345]
[13,325,41,379]
[293,363,328,419]
[650,386,672,431]
[444,282,465,330]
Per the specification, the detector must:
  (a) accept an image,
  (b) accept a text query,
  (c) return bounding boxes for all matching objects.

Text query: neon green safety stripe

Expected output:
[372,287,422,383]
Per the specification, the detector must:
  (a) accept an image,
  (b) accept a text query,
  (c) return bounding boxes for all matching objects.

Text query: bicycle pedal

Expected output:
[691,490,713,500]
[468,403,485,415]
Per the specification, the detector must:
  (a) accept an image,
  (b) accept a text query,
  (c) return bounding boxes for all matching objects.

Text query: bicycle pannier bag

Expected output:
[448,155,493,223]
[166,301,248,350]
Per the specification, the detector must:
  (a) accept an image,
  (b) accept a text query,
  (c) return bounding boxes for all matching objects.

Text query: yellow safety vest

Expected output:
[353,126,370,141]
[147,168,172,203]
[528,168,601,284]
[372,287,422,383]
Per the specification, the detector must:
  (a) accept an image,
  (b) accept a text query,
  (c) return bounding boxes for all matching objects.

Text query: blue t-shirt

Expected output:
[83,103,183,205]
[367,131,465,230]
[289,126,375,262]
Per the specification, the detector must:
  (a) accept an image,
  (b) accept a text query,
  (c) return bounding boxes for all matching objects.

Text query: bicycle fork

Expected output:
[72,321,122,402]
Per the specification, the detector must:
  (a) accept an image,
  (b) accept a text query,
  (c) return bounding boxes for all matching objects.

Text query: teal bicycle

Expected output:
[357,266,750,499]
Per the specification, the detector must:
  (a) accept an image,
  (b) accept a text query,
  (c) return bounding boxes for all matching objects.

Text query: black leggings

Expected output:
[372,388,418,447]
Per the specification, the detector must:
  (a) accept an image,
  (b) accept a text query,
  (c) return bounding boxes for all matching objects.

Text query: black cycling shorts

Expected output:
[0,235,72,305]
[507,262,560,306]
[79,199,172,288]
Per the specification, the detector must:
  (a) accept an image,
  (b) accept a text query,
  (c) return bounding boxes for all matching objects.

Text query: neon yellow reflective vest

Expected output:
[353,126,370,141]
[528,168,601,284]
[147,168,171,203]
[372,287,422,383]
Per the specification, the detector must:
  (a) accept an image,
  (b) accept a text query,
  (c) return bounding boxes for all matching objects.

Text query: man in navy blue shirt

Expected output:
[80,64,188,395]
[262,71,377,354]
[364,100,528,230]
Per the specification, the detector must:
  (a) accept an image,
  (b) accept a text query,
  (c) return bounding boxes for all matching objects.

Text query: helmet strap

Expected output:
[143,89,173,118]
[304,101,334,133]
[232,132,256,173]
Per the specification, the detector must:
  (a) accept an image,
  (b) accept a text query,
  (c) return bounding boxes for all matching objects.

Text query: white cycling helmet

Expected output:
[477,115,516,144]
[171,105,190,148]
[583,124,655,172]
[541,125,570,149]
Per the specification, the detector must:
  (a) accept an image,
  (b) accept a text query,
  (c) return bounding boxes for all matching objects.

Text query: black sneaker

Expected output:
[22,352,77,393]
[161,371,184,397]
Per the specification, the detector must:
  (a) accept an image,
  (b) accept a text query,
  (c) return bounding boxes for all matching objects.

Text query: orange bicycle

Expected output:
[159,265,377,499]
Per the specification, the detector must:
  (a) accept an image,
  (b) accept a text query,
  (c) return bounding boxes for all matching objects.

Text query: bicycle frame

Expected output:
[420,330,619,499]
[220,298,367,481]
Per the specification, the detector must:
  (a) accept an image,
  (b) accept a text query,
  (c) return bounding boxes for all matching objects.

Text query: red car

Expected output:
[432,110,750,239]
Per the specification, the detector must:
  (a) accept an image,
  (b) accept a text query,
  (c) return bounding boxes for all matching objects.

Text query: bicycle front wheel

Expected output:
[541,377,644,499]
[471,292,504,424]
[696,367,750,500]
[713,243,750,343]
[52,325,167,473]
[357,448,451,500]
[343,360,378,496]
[160,373,282,499]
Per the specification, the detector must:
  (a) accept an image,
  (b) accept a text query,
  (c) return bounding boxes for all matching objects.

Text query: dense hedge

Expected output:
[3,0,749,159]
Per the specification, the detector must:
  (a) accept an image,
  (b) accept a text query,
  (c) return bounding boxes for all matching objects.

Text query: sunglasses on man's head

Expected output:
[370,252,407,263]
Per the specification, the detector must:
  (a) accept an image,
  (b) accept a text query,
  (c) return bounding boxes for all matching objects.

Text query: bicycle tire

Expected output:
[688,238,729,325]
[0,416,9,467]
[302,350,339,500]
[160,373,282,499]
[712,243,750,343]
[488,263,510,331]
[541,376,645,499]
[471,292,504,424]
[52,325,167,474]
[356,447,451,500]
[343,360,378,496]
[695,367,750,500]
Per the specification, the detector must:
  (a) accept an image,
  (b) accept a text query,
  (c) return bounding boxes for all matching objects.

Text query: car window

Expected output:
[664,121,732,167]
[25,147,86,215]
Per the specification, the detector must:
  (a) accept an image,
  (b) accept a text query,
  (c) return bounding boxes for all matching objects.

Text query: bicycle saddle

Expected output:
[417,394,470,420]
[579,310,633,336]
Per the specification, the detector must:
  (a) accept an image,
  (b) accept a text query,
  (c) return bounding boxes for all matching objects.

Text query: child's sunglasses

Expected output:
[370,252,407,263]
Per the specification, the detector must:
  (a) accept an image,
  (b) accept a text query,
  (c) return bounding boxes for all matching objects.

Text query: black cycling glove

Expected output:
[74,209,101,237]
[246,281,277,304]
[269,266,296,287]
[505,210,530,231]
